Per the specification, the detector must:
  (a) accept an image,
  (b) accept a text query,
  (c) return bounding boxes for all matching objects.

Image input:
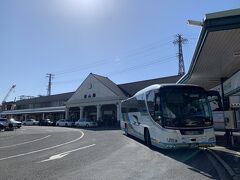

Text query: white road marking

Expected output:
[0,135,51,149]
[0,130,84,161]
[39,153,70,163]
[38,144,96,163]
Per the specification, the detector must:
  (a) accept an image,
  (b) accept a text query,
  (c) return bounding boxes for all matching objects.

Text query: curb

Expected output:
[207,148,237,180]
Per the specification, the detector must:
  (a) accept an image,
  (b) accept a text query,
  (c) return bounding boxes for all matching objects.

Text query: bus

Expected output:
[120,84,216,149]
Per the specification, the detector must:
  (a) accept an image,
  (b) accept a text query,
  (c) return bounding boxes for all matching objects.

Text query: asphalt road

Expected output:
[0,126,231,180]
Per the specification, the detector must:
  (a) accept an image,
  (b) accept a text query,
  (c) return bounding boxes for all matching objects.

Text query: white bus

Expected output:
[121,84,216,149]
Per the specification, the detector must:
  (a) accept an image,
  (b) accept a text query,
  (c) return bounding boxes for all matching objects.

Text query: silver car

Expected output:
[75,118,98,128]
[22,119,39,126]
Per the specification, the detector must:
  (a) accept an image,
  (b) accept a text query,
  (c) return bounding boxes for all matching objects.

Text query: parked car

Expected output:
[56,119,74,127]
[0,118,14,131]
[75,118,98,127]
[39,119,54,126]
[22,119,39,126]
[9,118,22,128]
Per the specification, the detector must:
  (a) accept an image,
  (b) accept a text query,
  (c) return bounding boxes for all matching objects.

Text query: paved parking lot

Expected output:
[0,126,230,180]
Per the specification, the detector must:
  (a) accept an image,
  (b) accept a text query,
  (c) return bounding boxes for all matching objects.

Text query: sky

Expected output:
[0,0,239,102]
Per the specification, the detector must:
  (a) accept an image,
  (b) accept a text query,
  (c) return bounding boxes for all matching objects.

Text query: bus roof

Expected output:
[133,84,203,97]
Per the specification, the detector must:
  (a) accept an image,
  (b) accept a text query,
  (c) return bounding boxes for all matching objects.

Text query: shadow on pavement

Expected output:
[210,147,240,177]
[74,126,121,131]
[126,134,220,180]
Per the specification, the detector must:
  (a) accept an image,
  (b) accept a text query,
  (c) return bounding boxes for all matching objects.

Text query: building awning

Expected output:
[0,106,66,115]
[178,9,240,96]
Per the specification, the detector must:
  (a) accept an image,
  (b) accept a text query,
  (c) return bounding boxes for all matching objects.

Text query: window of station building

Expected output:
[93,93,96,97]
[84,95,87,99]
[88,94,91,98]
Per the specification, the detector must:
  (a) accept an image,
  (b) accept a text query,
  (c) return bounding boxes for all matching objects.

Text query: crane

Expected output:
[2,85,16,104]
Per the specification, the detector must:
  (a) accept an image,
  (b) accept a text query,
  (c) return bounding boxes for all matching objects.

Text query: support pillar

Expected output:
[79,106,84,119]
[221,78,233,147]
[24,114,27,120]
[65,107,69,120]
[97,105,101,122]
[117,102,121,127]
[42,113,45,120]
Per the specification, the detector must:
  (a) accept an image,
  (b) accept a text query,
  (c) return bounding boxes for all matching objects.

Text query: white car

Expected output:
[22,119,39,126]
[9,118,22,128]
[75,118,98,127]
[56,119,74,127]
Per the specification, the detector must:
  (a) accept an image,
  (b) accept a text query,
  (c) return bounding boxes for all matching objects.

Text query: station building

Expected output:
[1,74,181,126]
[1,92,74,121]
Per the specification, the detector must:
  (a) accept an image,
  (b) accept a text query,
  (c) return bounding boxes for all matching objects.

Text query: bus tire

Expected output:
[144,129,151,148]
[124,124,128,136]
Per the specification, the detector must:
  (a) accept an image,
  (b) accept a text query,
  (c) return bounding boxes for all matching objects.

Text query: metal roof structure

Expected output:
[0,106,65,115]
[119,75,182,96]
[91,73,127,99]
[178,9,240,96]
[16,92,74,106]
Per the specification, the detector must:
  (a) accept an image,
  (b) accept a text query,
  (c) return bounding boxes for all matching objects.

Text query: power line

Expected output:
[106,55,176,76]
[53,39,174,76]
[54,47,173,77]
[53,37,196,77]
[52,55,176,85]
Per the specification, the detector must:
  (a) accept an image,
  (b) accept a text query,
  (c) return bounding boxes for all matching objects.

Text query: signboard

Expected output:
[211,70,240,96]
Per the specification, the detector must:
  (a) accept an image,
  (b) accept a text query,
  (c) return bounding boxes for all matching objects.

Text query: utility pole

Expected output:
[46,73,54,96]
[173,34,188,76]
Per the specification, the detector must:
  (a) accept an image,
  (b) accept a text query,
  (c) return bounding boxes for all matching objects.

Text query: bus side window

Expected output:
[136,94,147,114]
[146,90,162,124]
[155,95,162,122]
[146,90,155,117]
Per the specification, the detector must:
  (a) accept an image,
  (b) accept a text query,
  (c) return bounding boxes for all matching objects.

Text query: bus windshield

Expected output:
[160,86,213,128]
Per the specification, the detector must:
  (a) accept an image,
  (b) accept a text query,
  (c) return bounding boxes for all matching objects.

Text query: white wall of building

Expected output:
[67,74,120,106]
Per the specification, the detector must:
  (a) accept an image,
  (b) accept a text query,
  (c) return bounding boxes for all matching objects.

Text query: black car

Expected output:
[0,122,5,131]
[39,119,54,126]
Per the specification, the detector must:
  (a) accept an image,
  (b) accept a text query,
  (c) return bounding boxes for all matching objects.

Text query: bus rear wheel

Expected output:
[144,129,151,148]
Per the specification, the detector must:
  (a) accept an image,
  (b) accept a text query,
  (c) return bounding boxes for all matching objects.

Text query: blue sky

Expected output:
[0,0,239,101]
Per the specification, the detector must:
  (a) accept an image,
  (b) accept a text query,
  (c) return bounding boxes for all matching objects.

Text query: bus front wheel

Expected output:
[144,129,151,148]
